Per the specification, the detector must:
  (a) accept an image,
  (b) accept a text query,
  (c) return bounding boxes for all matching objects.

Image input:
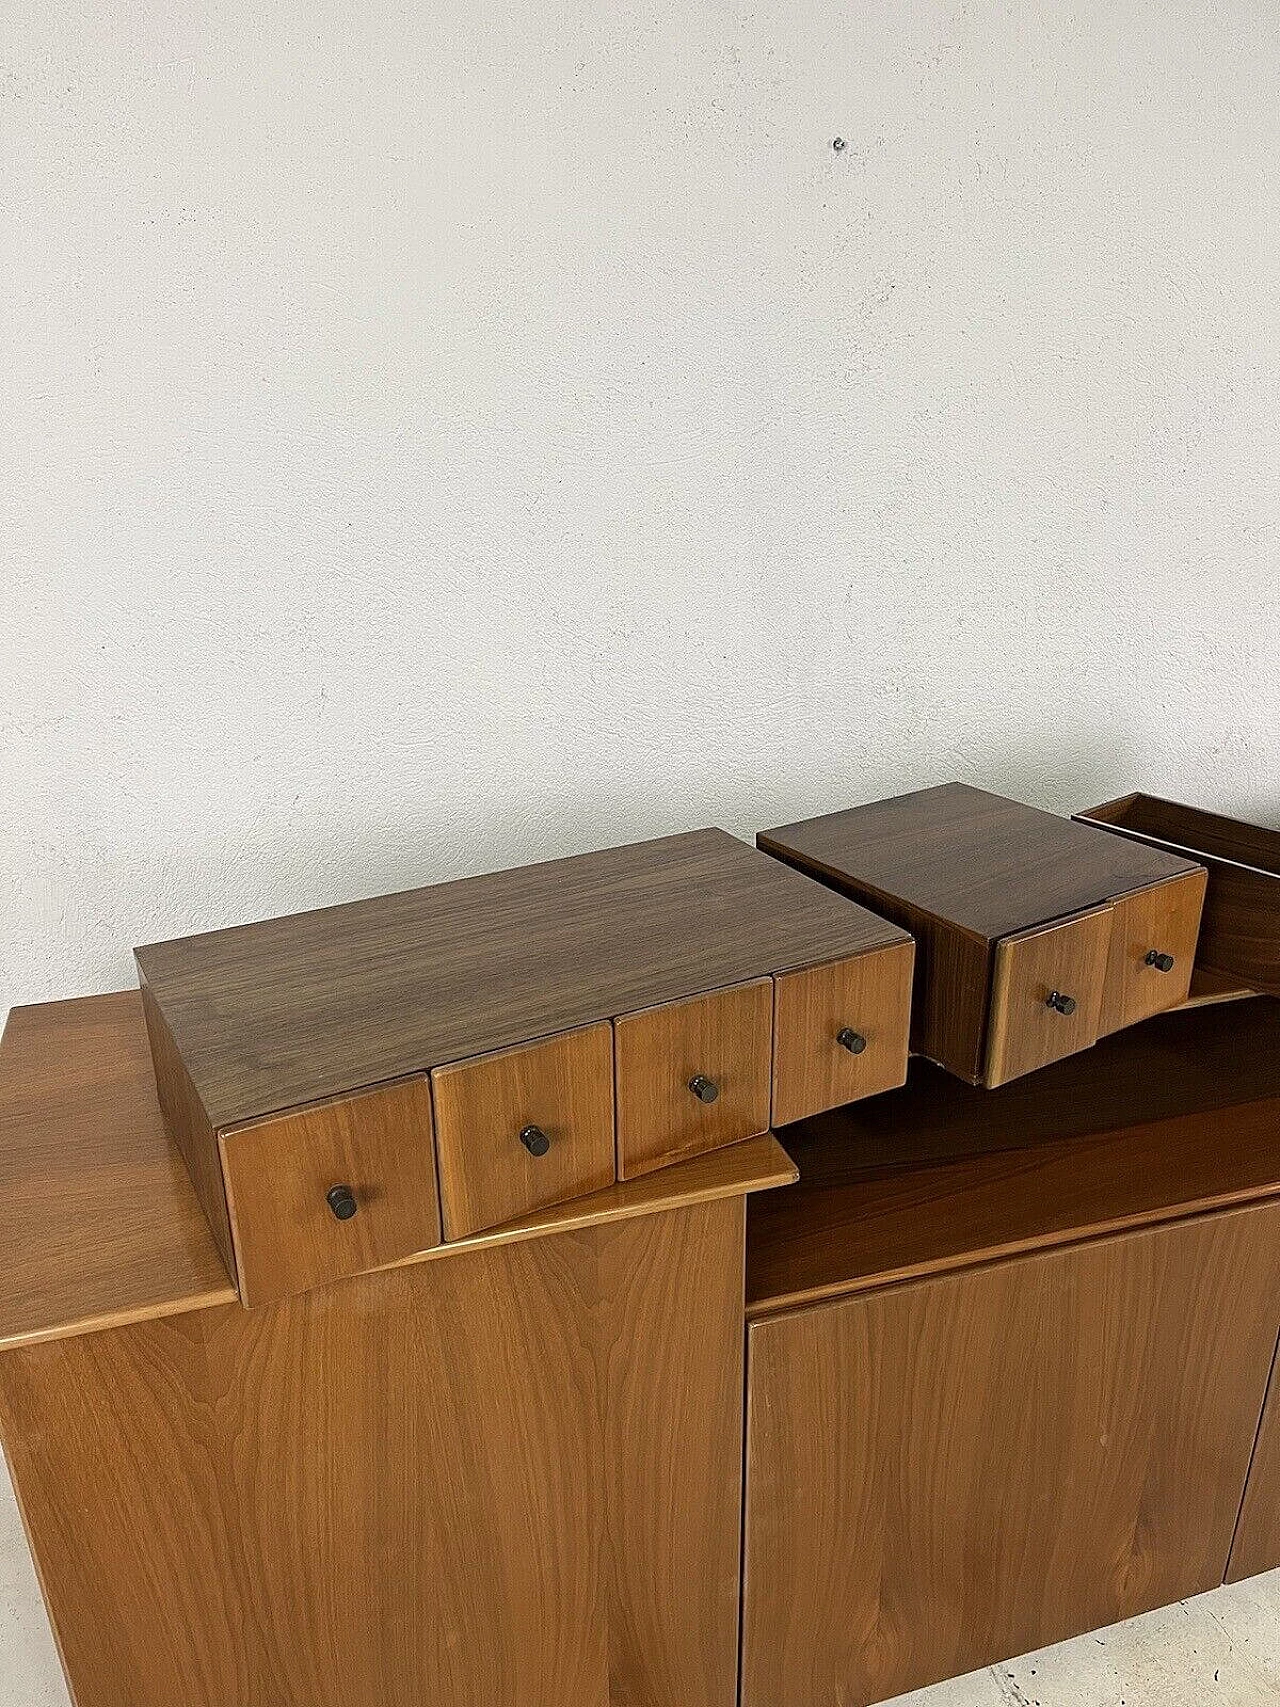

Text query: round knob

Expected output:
[836,1027,868,1055]
[1046,991,1078,1017]
[326,1184,358,1221]
[688,1075,720,1104]
[519,1124,551,1157]
[1145,950,1176,973]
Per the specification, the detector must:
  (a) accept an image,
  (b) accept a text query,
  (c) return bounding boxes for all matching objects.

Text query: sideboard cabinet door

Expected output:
[1228,1344,1280,1584]
[0,1197,746,1707]
[743,1201,1280,1707]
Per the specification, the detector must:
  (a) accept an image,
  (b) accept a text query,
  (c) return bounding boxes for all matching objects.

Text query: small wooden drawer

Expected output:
[1098,869,1207,1035]
[615,979,773,1179]
[985,906,1113,1088]
[431,1023,616,1239]
[1076,794,1278,997]
[761,785,1204,1087]
[771,942,915,1127]
[219,1076,442,1308]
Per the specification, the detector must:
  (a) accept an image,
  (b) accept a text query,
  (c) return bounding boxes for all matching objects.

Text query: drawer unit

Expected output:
[615,979,773,1178]
[136,828,913,1304]
[432,1024,615,1237]
[1076,793,1280,998]
[761,781,1215,1078]
[220,1076,441,1308]
[760,784,1205,1087]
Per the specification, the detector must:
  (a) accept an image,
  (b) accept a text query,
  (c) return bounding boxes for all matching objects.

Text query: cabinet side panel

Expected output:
[0,1200,746,1707]
[600,1197,745,1707]
[1227,1330,1280,1583]
[138,976,235,1279]
[742,1201,1280,1707]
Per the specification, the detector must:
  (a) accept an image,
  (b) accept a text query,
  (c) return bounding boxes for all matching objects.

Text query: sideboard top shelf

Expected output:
[747,996,1280,1317]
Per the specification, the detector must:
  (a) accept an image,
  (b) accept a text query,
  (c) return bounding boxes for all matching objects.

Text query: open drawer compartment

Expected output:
[1075,793,1280,997]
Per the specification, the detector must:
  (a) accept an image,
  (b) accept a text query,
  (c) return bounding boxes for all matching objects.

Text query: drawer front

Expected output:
[219,1075,441,1307]
[615,979,773,1179]
[1098,869,1207,1036]
[431,1023,615,1239]
[771,941,915,1127]
[985,905,1113,1087]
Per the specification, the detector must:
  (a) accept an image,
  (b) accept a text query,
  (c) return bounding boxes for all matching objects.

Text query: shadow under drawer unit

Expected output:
[136,827,913,1306]
[758,783,1206,1087]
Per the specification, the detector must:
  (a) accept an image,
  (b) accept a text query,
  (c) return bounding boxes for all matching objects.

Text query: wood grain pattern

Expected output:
[760,836,992,1081]
[750,999,1280,1314]
[614,980,773,1179]
[1227,1333,1280,1584]
[762,784,1199,942]
[1077,793,1280,996]
[136,828,908,1130]
[0,1197,748,1707]
[771,943,914,1127]
[431,1024,615,1238]
[139,975,236,1276]
[0,993,235,1352]
[742,1202,1280,1707]
[220,1076,442,1306]
[1098,869,1206,1035]
[985,905,1112,1086]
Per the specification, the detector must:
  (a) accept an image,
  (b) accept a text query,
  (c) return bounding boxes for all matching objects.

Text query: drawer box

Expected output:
[771,942,914,1127]
[615,980,773,1179]
[432,1024,616,1238]
[136,828,914,1304]
[1076,794,1280,997]
[760,784,1205,1087]
[986,905,1113,1087]
[220,1076,441,1308]
[1097,868,1206,1034]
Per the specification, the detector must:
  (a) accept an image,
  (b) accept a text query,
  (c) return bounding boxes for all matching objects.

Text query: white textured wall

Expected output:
[3,0,1279,1019]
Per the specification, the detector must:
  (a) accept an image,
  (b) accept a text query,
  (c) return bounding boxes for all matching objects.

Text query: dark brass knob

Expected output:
[519,1124,551,1157]
[1145,950,1176,973]
[1046,991,1078,1016]
[836,1027,868,1055]
[688,1075,720,1104]
[326,1184,358,1221]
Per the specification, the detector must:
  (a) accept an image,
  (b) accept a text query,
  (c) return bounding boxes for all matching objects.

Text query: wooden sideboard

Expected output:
[1,797,1279,1707]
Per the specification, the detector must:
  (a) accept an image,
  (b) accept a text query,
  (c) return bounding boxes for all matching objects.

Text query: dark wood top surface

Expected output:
[136,829,908,1129]
[0,991,799,1347]
[760,783,1198,942]
[747,997,1280,1313]
[0,992,237,1350]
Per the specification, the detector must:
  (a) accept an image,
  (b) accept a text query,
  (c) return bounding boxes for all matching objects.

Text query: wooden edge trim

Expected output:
[0,1282,240,1357]
[398,1131,798,1270]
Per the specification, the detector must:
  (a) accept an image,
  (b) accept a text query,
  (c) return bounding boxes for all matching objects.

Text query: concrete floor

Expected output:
[0,1451,1276,1705]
